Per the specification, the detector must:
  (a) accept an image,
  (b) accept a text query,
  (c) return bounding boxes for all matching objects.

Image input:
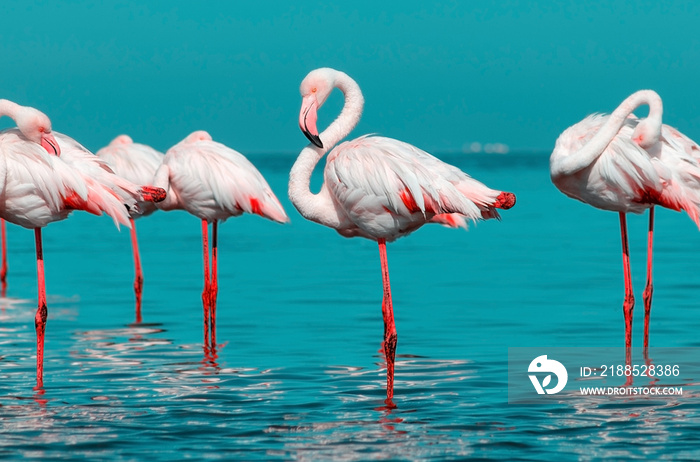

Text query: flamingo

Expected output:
[0,99,166,388]
[288,68,516,402]
[153,130,289,348]
[96,135,165,322]
[550,89,700,361]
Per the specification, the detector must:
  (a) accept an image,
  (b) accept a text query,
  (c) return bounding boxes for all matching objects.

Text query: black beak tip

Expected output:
[303,130,323,149]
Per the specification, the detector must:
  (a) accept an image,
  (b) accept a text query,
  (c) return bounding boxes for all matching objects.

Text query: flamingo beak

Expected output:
[40,133,61,156]
[299,95,323,148]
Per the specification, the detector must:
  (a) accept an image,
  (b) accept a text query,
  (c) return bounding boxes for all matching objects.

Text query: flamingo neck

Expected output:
[552,90,663,177]
[289,71,364,228]
[0,99,21,125]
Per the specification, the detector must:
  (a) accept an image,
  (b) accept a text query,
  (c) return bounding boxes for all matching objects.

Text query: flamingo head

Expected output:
[182,130,213,144]
[631,118,661,149]
[299,68,337,149]
[14,107,61,156]
[110,134,134,145]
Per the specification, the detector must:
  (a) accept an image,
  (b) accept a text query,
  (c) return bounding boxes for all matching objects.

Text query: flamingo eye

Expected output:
[311,87,317,93]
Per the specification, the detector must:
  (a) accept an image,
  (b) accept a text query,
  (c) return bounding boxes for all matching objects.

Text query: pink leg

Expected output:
[643,207,654,358]
[130,218,144,324]
[1,219,7,295]
[378,238,397,401]
[34,228,47,389]
[619,213,635,367]
[201,220,211,348]
[209,220,219,347]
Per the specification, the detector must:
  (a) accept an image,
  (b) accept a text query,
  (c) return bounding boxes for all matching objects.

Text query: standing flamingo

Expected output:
[153,131,289,349]
[550,89,700,361]
[0,99,165,388]
[97,135,165,322]
[288,68,516,402]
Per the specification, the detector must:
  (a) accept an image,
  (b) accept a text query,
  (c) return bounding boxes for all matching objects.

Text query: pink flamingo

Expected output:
[96,135,165,322]
[0,99,165,388]
[153,131,289,348]
[550,89,700,361]
[289,68,516,402]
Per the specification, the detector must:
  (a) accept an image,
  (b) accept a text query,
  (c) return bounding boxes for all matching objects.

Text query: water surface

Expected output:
[1,153,699,460]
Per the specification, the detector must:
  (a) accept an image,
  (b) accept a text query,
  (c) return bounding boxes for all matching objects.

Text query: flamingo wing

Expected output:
[97,140,164,186]
[652,125,700,226]
[325,136,502,238]
[53,132,137,228]
[96,138,165,217]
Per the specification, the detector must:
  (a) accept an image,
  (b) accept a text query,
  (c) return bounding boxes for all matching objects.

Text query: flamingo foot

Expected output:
[493,191,516,209]
[35,301,47,389]
[642,283,653,358]
[139,186,167,203]
[209,286,218,347]
[384,331,397,400]
[134,275,143,324]
[202,291,211,348]
[623,292,634,365]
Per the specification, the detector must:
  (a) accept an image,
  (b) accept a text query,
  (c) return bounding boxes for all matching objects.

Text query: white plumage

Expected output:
[96,134,165,217]
[0,129,140,229]
[154,130,288,224]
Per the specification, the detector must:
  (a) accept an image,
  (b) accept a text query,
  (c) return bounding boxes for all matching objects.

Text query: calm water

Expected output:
[1,152,700,461]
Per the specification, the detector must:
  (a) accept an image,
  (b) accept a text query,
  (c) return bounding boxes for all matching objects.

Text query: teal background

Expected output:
[2,2,700,460]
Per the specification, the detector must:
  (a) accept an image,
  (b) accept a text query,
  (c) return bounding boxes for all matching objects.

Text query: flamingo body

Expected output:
[325,135,512,240]
[0,129,137,229]
[155,131,288,224]
[551,114,700,220]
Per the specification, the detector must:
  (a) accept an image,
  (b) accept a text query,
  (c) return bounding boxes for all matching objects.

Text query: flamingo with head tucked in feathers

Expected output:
[153,130,289,349]
[288,68,516,403]
[0,99,165,388]
[550,89,700,362]
[97,135,165,322]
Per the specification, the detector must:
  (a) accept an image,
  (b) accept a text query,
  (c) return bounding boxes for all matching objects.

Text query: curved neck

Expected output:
[0,99,21,126]
[553,90,662,176]
[289,72,364,227]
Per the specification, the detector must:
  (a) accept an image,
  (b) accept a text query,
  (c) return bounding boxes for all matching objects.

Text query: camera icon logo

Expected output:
[528,355,568,394]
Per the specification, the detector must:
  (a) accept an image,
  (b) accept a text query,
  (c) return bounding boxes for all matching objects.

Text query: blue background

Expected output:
[2,1,699,154]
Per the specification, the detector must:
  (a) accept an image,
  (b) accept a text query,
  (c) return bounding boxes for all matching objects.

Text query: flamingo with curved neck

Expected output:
[0,99,166,388]
[289,68,516,402]
[550,89,700,362]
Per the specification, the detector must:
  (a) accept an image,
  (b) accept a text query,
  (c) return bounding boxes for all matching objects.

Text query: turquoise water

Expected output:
[1,153,699,460]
